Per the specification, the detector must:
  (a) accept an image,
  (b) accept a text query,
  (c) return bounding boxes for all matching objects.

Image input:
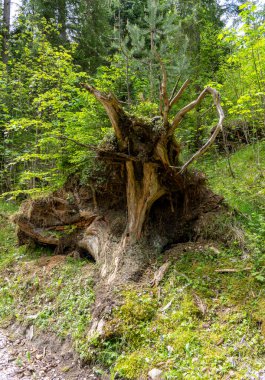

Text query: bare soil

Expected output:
[0,326,108,380]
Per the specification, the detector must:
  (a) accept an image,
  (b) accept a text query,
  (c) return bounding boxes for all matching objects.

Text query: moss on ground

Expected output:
[87,245,265,379]
[0,142,265,379]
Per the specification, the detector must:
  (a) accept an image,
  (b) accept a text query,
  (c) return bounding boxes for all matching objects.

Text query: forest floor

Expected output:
[0,329,20,379]
[0,327,98,380]
[0,142,264,379]
[0,258,104,380]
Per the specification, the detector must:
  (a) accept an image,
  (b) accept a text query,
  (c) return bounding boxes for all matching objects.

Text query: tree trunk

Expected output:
[126,162,165,242]
[58,0,68,43]
[2,0,11,64]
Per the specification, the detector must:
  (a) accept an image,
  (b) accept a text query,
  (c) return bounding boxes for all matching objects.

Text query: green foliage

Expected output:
[1,0,263,195]
[72,0,111,72]
[34,260,95,351]
[0,199,95,356]
[200,141,265,288]
[1,2,265,380]
[0,201,24,319]
[217,3,265,139]
[176,0,225,80]
[200,141,265,215]
[110,0,148,34]
[21,0,110,71]
[0,17,112,196]
[88,244,265,379]
[112,0,190,103]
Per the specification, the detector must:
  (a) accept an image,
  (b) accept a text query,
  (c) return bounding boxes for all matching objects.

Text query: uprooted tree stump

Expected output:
[14,74,225,331]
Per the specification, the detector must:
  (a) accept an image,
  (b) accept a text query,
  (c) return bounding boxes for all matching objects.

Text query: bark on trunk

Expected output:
[126,162,165,242]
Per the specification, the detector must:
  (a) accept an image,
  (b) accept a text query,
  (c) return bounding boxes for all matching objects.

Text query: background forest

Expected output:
[0,1,265,380]
[0,0,264,197]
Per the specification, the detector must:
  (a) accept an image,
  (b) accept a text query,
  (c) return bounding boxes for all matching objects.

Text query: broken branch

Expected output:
[151,262,170,287]
[154,52,170,125]
[179,87,224,173]
[171,87,208,132]
[98,151,140,162]
[169,76,181,103]
[215,267,252,273]
[81,83,127,148]
[169,79,191,110]
[52,135,97,150]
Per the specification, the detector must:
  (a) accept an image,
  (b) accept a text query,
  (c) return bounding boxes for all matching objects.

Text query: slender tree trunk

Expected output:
[2,0,11,64]
[126,56,131,105]
[149,30,155,101]
[58,0,67,42]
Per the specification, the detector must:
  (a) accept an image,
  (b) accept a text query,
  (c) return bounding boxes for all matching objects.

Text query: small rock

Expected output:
[148,368,163,380]
[209,245,220,254]
[26,325,34,341]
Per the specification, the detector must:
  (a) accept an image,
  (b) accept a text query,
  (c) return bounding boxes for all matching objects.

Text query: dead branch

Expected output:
[45,215,98,231]
[154,52,169,125]
[81,83,127,148]
[179,87,224,173]
[170,87,208,132]
[90,185,98,211]
[52,135,97,150]
[169,76,181,103]
[193,294,207,315]
[52,136,140,162]
[151,262,171,287]
[169,79,191,110]
[215,267,252,273]
[98,151,139,162]
[17,219,59,246]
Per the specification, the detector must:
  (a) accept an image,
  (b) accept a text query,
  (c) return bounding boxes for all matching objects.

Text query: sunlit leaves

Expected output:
[217,5,265,133]
[0,17,109,195]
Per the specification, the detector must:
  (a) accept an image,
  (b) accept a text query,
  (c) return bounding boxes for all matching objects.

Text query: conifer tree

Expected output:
[20,0,110,71]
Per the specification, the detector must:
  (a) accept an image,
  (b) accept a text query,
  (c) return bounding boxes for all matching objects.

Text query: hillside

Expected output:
[1,1,265,379]
[0,142,264,379]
